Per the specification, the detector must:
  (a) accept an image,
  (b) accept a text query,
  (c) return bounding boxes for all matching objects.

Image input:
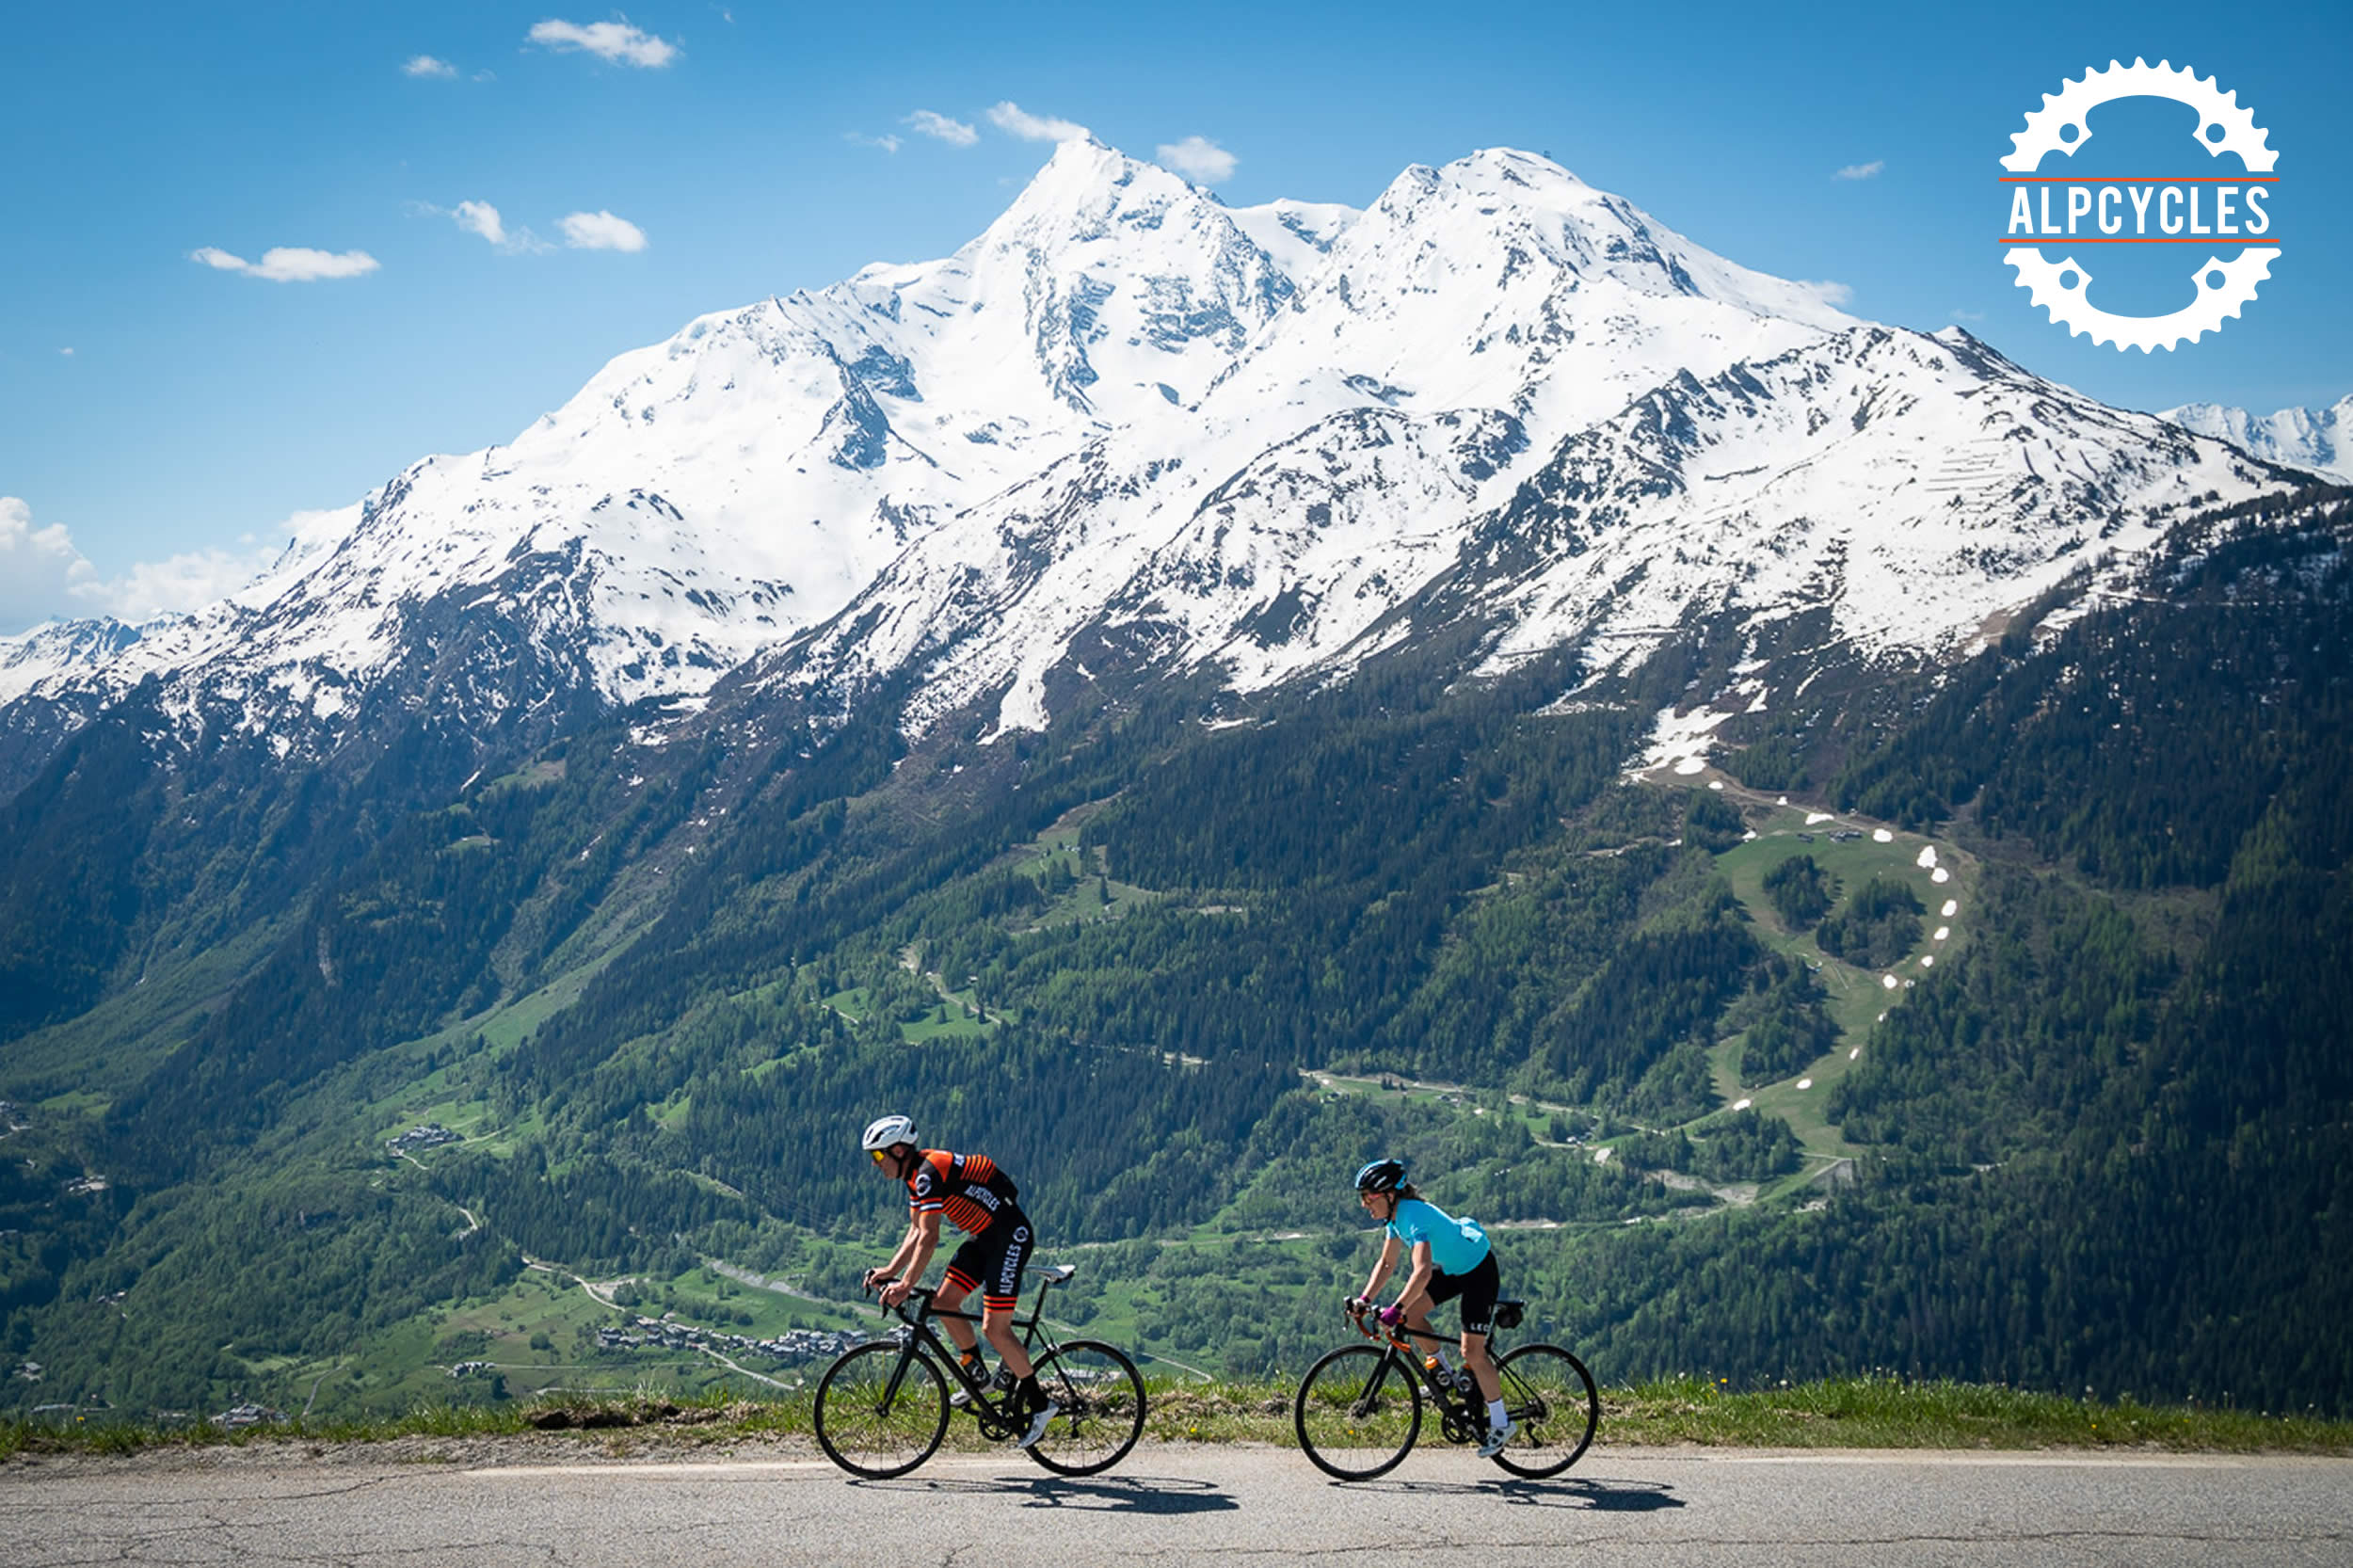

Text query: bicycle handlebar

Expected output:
[1342,1299,1456,1351]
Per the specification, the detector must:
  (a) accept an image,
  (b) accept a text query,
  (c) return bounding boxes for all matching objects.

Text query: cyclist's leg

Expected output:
[1455,1256,1504,1404]
[978,1217,1037,1380]
[936,1246,987,1359]
[1415,1266,1463,1368]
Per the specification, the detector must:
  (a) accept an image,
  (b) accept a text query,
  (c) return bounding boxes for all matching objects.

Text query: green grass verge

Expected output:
[9,1377,2346,1462]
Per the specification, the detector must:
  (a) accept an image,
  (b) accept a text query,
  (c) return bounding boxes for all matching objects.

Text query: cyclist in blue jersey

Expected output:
[1348,1158,1515,1456]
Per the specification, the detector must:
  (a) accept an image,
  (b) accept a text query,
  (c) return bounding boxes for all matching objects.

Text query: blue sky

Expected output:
[2,0,2345,631]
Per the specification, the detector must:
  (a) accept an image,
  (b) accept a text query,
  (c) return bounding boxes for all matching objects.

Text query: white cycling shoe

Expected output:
[1016,1400,1060,1449]
[1476,1417,1516,1459]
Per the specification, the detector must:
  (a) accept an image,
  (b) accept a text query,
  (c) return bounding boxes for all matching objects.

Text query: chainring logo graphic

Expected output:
[2000,59,2281,352]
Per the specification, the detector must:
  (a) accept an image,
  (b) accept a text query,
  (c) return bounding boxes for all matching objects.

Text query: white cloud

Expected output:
[409,200,550,253]
[1833,159,1885,181]
[58,347,73,357]
[846,132,903,153]
[528,19,680,68]
[453,200,507,245]
[904,109,978,147]
[403,55,458,78]
[0,497,97,634]
[0,501,364,633]
[1951,308,1987,323]
[1801,280,1855,306]
[987,101,1090,142]
[88,547,274,624]
[190,246,380,282]
[1156,136,1236,184]
[559,210,648,251]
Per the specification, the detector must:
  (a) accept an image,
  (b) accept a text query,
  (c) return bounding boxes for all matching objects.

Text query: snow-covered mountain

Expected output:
[0,139,2304,786]
[2163,395,2353,481]
[757,319,2288,744]
[0,143,1300,722]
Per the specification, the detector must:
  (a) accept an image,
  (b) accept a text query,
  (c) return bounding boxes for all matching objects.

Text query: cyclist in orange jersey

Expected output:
[859,1113,1056,1448]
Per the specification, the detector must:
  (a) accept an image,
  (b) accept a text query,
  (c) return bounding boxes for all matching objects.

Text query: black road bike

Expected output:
[812,1263,1146,1479]
[1292,1298,1598,1480]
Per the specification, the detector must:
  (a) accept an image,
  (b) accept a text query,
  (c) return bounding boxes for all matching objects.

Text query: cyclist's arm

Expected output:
[896,1209,944,1286]
[1359,1233,1403,1303]
[1394,1240,1437,1315]
[874,1210,941,1287]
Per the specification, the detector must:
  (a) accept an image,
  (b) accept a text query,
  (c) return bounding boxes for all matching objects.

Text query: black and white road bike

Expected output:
[813,1264,1145,1479]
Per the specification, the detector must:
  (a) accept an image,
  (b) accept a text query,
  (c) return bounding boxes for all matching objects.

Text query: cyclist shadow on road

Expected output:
[1333,1476,1684,1512]
[848,1474,1240,1515]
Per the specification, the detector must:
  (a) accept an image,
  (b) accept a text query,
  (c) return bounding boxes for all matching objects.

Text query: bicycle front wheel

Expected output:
[1293,1343,1421,1480]
[1024,1339,1146,1476]
[1491,1343,1598,1478]
[813,1342,948,1479]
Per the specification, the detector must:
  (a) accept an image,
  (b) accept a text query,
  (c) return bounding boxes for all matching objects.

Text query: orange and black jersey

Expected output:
[906,1150,1021,1237]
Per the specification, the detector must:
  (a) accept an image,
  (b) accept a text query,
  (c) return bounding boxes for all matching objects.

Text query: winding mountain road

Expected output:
[4,1444,2345,1565]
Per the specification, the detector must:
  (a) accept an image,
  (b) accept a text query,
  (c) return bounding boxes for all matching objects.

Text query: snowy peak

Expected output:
[1201,147,1849,440]
[976,136,1190,248]
[2163,394,2353,481]
[1340,148,1850,325]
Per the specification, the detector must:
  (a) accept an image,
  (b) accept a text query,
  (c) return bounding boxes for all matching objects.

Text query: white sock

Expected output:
[1487,1399,1509,1428]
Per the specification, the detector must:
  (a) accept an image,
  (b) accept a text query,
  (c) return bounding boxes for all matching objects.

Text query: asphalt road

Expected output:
[4,1444,2348,1566]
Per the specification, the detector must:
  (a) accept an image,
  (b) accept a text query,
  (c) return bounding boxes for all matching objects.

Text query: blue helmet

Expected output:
[1353,1158,1406,1194]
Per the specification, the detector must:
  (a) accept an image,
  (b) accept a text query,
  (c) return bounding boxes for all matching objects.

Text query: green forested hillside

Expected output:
[1,499,2347,1422]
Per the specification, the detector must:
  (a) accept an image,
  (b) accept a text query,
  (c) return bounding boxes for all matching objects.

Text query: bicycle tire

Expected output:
[1293,1343,1421,1480]
[1023,1338,1147,1476]
[1489,1342,1598,1478]
[813,1341,949,1479]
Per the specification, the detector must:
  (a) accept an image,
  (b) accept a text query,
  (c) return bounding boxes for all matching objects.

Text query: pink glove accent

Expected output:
[1378,1304,1404,1328]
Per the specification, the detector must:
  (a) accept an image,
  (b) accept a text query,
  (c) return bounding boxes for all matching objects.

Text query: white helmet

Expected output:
[861,1113,917,1153]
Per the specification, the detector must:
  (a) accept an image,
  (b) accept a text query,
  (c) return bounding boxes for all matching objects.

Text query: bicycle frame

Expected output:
[872,1274,1069,1432]
[1347,1312,1490,1429]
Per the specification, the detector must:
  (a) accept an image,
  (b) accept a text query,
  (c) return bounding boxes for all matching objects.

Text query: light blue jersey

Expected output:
[1385,1197,1490,1275]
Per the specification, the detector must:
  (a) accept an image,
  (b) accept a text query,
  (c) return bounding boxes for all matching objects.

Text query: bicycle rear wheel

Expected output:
[1490,1342,1598,1478]
[1293,1343,1421,1480]
[1023,1339,1146,1476]
[813,1342,949,1479]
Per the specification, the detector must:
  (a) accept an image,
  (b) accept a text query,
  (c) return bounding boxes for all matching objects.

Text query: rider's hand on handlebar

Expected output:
[1377,1303,1404,1328]
[860,1268,888,1295]
[1345,1295,1370,1318]
[878,1278,913,1310]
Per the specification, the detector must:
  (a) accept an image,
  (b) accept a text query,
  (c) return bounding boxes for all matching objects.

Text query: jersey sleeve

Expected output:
[907,1163,943,1215]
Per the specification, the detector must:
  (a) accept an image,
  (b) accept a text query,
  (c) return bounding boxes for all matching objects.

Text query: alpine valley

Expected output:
[3,142,2347,1423]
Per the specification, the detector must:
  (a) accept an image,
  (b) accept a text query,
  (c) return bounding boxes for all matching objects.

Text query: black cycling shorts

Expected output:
[1424,1252,1501,1336]
[939,1208,1034,1315]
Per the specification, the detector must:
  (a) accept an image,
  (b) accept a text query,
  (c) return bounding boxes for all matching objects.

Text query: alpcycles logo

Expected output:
[2001,59,2280,352]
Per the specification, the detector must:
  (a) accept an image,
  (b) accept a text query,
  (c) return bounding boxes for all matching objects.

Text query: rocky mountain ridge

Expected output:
[0,140,2305,791]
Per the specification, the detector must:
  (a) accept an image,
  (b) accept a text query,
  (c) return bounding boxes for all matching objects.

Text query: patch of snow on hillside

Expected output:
[1643,704,1732,774]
